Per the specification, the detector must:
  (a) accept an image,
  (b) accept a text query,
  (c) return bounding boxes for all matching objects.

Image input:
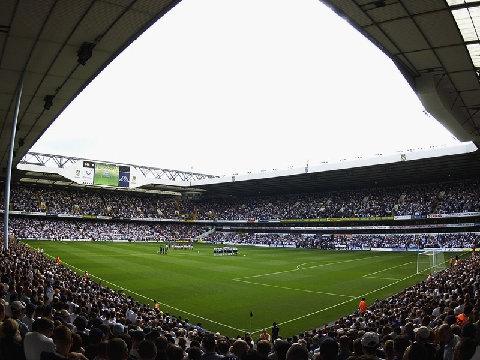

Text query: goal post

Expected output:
[416,249,446,275]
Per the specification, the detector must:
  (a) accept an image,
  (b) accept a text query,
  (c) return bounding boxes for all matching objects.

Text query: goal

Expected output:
[416,249,446,275]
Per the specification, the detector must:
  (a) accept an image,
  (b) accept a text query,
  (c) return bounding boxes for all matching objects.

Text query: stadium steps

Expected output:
[197,227,216,240]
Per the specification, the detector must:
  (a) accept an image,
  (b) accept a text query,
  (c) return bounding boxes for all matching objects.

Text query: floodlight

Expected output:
[44,95,54,110]
[77,42,95,65]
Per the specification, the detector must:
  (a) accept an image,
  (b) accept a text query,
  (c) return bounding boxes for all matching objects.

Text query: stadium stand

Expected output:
[2,179,480,250]
[1,0,480,357]
[2,178,480,220]
[1,179,480,360]
[3,176,480,360]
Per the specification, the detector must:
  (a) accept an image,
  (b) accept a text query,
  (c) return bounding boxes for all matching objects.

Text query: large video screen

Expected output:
[94,163,119,186]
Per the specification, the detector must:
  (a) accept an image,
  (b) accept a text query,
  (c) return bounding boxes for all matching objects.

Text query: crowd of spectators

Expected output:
[5,215,480,249]
[327,233,479,250]
[202,231,480,250]
[196,179,480,220]
[7,218,210,242]
[0,231,479,360]
[2,178,480,220]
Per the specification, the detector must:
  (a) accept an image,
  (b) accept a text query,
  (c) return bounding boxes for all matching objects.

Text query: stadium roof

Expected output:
[12,143,480,197]
[322,0,480,142]
[0,0,181,177]
[1,0,480,192]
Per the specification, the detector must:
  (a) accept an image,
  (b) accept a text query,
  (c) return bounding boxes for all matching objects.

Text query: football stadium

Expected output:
[1,1,480,360]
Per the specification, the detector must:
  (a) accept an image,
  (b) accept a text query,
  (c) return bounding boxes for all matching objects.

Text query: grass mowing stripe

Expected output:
[232,279,358,298]
[45,251,246,333]
[235,255,381,281]
[268,270,420,336]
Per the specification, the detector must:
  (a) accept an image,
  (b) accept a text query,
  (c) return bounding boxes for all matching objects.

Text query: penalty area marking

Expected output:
[232,255,383,300]
[232,279,357,298]
[362,277,401,281]
[361,261,414,281]
[235,255,382,282]
[43,253,245,333]
[249,265,422,337]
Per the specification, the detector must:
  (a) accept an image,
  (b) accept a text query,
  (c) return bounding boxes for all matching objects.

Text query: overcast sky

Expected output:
[31,0,460,176]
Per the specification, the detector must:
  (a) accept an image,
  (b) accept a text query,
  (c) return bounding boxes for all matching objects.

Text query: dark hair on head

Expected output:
[99,324,111,337]
[155,336,169,352]
[352,338,363,356]
[166,344,184,360]
[32,318,54,332]
[71,333,83,353]
[217,339,229,354]
[108,338,128,360]
[202,333,216,351]
[148,328,161,341]
[117,333,132,351]
[405,342,433,360]
[454,338,477,360]
[190,339,201,348]
[461,322,476,339]
[256,340,271,357]
[187,346,202,360]
[1,318,19,338]
[52,325,72,347]
[286,343,308,360]
[393,335,411,358]
[244,349,262,360]
[138,340,157,359]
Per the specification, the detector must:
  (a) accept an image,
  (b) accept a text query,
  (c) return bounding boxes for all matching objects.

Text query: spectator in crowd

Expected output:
[360,332,382,359]
[138,339,157,360]
[24,318,55,360]
[286,344,308,360]
[201,333,223,360]
[1,218,480,360]
[316,337,338,360]
[393,335,411,360]
[383,339,395,360]
[337,335,352,360]
[269,340,291,360]
[107,337,129,360]
[0,317,26,359]
[437,324,460,360]
[5,178,480,222]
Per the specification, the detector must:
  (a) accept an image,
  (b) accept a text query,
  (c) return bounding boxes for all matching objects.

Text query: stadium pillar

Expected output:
[3,71,24,250]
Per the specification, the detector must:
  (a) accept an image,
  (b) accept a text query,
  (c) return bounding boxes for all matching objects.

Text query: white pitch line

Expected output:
[362,261,414,278]
[250,269,423,336]
[44,253,244,333]
[278,297,357,326]
[233,279,357,298]
[363,276,401,281]
[236,255,381,281]
[360,271,419,298]
[296,263,309,270]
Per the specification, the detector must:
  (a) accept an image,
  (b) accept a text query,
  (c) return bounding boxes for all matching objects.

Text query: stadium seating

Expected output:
[2,178,480,220]
[1,179,480,359]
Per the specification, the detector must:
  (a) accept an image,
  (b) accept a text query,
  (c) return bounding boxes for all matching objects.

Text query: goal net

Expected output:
[416,249,446,275]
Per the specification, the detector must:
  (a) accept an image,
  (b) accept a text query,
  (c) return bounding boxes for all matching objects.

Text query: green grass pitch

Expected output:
[22,240,449,338]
